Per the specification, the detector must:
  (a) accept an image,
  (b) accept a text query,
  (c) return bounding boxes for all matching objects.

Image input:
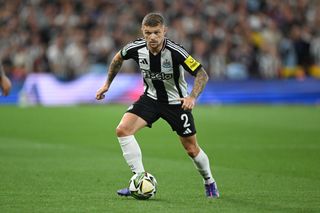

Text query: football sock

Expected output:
[118,135,145,174]
[191,149,215,185]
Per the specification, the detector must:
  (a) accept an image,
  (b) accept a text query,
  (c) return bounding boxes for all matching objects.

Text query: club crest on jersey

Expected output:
[162,59,171,68]
[142,70,173,80]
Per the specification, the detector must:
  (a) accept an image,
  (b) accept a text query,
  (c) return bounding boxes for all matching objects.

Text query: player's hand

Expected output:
[96,85,109,100]
[177,96,196,110]
[0,75,11,96]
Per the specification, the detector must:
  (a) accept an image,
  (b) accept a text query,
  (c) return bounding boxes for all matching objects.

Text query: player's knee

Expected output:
[181,136,200,158]
[116,125,131,137]
[185,146,199,158]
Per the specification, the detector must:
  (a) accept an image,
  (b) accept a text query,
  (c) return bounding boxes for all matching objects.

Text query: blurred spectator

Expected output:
[54,1,79,28]
[310,31,320,77]
[311,32,320,65]
[88,25,115,63]
[258,42,281,79]
[1,0,320,81]
[64,27,89,80]
[209,42,227,79]
[192,36,210,71]
[47,32,68,79]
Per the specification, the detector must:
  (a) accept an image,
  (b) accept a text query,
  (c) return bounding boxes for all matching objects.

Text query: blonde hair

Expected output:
[142,12,165,27]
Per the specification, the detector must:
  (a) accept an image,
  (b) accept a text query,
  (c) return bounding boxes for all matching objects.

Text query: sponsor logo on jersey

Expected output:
[162,59,171,68]
[142,70,173,80]
[184,55,200,71]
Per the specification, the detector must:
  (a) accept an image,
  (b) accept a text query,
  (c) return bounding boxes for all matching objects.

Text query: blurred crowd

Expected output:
[1,0,320,81]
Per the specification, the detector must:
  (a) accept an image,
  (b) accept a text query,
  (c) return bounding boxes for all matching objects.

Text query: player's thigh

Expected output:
[117,112,148,135]
[127,95,160,128]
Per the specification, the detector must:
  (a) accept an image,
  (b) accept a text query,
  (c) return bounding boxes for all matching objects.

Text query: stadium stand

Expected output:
[0,0,320,105]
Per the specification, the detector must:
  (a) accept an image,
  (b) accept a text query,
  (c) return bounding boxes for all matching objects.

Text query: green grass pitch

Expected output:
[0,105,319,212]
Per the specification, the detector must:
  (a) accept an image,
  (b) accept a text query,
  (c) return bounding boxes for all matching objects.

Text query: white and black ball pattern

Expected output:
[128,172,157,200]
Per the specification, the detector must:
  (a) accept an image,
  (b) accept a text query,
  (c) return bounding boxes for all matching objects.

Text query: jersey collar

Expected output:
[161,38,167,52]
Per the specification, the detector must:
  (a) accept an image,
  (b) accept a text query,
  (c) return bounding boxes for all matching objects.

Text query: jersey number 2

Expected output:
[181,114,190,128]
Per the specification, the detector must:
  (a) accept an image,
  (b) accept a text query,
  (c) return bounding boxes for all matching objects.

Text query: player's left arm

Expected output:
[179,67,209,110]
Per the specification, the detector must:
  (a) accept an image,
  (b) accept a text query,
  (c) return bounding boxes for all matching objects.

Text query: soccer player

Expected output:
[0,60,11,96]
[96,13,219,198]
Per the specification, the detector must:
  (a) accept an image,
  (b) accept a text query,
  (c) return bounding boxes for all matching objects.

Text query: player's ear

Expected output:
[163,26,167,35]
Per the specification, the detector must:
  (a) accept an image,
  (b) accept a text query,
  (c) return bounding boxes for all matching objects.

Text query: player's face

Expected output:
[142,24,166,52]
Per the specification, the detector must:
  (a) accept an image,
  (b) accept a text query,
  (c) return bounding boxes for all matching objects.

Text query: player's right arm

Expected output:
[96,51,123,100]
[0,60,11,96]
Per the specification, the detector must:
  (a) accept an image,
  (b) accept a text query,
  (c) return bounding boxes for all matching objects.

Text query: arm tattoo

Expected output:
[190,67,209,99]
[106,54,123,86]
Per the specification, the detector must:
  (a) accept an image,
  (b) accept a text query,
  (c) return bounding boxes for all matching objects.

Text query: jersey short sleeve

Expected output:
[120,43,133,60]
[120,38,146,60]
[166,39,202,76]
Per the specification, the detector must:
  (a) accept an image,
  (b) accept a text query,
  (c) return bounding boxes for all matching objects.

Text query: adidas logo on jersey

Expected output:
[139,58,148,65]
[183,128,192,135]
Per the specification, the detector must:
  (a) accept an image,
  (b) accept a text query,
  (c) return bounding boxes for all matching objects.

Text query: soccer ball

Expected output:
[129,172,157,200]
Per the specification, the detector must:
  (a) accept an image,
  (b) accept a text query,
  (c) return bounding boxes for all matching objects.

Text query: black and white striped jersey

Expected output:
[120,38,202,105]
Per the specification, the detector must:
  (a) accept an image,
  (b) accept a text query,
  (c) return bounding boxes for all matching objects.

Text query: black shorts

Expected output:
[127,95,196,137]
